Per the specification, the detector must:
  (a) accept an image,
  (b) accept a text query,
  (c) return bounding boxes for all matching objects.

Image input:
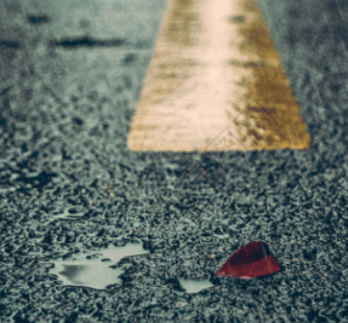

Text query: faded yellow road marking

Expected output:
[127,0,311,152]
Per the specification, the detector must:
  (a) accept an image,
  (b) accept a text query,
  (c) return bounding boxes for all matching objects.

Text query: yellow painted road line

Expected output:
[127,0,311,152]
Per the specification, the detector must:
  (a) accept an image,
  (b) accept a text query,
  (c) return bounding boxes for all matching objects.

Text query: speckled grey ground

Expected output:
[1,0,348,322]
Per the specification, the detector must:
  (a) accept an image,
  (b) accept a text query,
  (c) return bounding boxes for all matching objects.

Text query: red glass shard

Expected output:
[215,241,281,279]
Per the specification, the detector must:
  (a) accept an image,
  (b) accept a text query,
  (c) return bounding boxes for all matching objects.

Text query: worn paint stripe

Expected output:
[127,0,311,152]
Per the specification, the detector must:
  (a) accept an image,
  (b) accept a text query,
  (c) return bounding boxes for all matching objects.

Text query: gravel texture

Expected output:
[1,0,348,322]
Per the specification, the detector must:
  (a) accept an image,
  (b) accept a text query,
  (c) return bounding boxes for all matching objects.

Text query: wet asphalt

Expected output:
[1,0,348,322]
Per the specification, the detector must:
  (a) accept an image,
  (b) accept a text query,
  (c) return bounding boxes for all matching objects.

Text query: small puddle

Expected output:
[177,278,214,294]
[51,207,86,221]
[46,243,149,289]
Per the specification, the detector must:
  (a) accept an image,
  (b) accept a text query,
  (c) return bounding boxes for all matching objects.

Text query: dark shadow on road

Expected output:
[0,40,21,49]
[26,15,50,25]
[49,36,125,49]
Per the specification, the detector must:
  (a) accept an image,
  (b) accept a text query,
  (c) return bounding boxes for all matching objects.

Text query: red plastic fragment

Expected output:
[215,241,281,279]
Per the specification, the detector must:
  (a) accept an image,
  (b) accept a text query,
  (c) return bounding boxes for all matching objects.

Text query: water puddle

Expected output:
[50,207,86,221]
[46,243,149,289]
[44,242,215,293]
[177,278,214,294]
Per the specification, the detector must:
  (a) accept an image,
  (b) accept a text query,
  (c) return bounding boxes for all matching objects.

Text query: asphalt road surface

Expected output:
[1,0,348,322]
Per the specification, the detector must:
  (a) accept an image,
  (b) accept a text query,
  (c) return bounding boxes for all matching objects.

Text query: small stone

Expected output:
[176,302,187,307]
[291,258,299,262]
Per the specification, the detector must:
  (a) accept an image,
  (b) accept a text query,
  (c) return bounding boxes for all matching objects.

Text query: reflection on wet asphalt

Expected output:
[46,243,149,289]
[44,242,216,292]
[177,277,214,294]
